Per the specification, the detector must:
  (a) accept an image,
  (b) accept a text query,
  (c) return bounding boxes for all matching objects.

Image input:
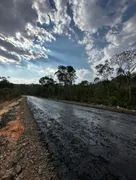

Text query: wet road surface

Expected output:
[27,96,136,180]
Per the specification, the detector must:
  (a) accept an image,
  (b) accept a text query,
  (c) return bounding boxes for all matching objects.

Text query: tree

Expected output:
[55,66,66,85]
[0,76,14,89]
[39,76,54,85]
[55,65,76,85]
[79,80,89,86]
[94,77,100,84]
[111,50,136,100]
[95,60,114,101]
[66,66,77,85]
[132,72,136,82]
[95,60,114,80]
[39,76,55,98]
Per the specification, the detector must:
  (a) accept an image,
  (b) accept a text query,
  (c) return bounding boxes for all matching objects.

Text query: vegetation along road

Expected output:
[27,96,136,180]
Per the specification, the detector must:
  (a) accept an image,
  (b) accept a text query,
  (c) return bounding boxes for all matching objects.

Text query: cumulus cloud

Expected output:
[34,0,71,35]
[0,0,136,82]
[76,69,93,83]
[104,15,136,58]
[0,47,20,62]
[11,78,39,84]
[0,34,31,56]
[39,67,57,76]
[71,0,111,33]
[65,0,135,73]
[0,0,74,63]
[0,0,56,63]
[0,32,49,62]
[0,0,37,36]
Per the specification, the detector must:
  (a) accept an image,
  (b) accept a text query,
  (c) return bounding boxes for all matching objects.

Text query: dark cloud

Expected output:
[0,0,135,69]
[0,0,38,36]
[49,0,57,10]
[0,0,55,62]
[0,48,20,61]
[0,38,31,55]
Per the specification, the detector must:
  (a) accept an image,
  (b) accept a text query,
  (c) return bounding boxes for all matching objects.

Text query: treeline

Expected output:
[38,68,136,110]
[38,50,136,110]
[0,49,136,109]
[0,77,20,101]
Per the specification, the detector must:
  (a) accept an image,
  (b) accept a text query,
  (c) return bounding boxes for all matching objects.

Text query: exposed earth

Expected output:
[0,98,58,180]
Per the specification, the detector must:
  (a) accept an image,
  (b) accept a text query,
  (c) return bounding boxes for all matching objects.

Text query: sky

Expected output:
[0,0,136,84]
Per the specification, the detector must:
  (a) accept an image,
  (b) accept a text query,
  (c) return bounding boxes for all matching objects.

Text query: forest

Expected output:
[0,49,136,110]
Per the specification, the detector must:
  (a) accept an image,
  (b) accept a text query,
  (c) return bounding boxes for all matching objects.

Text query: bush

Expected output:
[0,88,20,101]
[109,96,118,106]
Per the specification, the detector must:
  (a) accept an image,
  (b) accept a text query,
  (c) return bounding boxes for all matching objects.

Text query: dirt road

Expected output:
[27,96,136,180]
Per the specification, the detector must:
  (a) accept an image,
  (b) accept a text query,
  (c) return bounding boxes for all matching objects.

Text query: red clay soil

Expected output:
[0,98,58,180]
[0,116,24,142]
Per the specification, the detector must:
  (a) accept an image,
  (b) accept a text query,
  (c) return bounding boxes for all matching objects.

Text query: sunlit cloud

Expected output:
[0,0,136,83]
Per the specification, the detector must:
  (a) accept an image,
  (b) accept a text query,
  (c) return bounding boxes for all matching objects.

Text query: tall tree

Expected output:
[111,50,136,100]
[66,66,77,85]
[95,60,114,101]
[95,60,114,80]
[94,77,100,84]
[0,76,14,89]
[55,66,66,85]
[39,76,55,97]
[39,76,54,85]
[79,80,89,86]
[55,65,76,85]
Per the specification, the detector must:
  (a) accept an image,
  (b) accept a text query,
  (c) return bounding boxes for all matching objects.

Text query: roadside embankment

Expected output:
[0,98,58,180]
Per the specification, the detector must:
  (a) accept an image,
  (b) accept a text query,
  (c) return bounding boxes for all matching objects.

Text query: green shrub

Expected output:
[0,88,20,101]
[109,96,118,106]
